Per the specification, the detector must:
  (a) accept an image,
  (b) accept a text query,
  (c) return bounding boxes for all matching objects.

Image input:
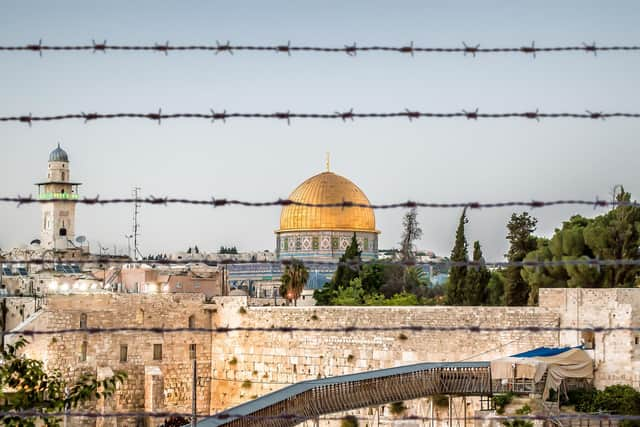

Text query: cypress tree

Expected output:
[313,234,361,305]
[463,241,491,305]
[504,212,538,306]
[446,208,468,305]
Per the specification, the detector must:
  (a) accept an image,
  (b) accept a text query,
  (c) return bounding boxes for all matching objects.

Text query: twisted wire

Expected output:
[0,411,638,422]
[0,110,636,125]
[0,196,634,209]
[0,40,638,57]
[3,256,640,271]
[8,325,639,337]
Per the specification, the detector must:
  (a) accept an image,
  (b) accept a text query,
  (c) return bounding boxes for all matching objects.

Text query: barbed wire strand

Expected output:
[8,325,640,336]
[3,256,640,270]
[1,411,638,422]
[0,41,638,57]
[0,110,636,125]
[0,196,635,209]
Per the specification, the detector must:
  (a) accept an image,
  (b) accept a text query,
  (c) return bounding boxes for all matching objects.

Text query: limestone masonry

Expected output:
[12,288,640,426]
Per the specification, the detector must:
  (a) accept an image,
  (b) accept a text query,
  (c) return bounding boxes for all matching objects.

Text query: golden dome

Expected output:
[279,171,377,232]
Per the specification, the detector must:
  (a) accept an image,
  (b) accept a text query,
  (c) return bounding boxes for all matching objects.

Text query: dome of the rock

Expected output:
[276,170,379,262]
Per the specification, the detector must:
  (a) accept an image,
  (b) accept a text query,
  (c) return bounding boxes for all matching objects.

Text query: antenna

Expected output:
[132,187,143,260]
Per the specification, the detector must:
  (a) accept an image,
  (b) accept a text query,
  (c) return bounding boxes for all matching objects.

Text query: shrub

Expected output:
[241,380,252,389]
[340,415,359,427]
[433,394,449,408]
[493,392,514,415]
[503,421,533,427]
[229,357,238,366]
[161,416,191,427]
[515,404,531,415]
[238,306,247,314]
[389,401,408,415]
[398,333,408,340]
[310,314,319,321]
[347,354,354,362]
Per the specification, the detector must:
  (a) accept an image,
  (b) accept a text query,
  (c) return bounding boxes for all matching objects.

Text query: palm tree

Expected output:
[280,259,309,306]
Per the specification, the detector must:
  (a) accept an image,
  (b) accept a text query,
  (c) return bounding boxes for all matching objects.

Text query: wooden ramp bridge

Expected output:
[197,361,492,427]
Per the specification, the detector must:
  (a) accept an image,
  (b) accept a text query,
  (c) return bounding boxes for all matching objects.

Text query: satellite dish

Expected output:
[76,236,86,244]
[30,239,41,245]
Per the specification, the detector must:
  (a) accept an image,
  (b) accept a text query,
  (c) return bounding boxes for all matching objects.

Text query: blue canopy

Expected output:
[511,346,582,358]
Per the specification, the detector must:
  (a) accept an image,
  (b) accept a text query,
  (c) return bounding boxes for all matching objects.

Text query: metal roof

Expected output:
[197,361,490,427]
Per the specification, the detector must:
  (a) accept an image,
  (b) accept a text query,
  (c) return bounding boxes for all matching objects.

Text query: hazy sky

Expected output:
[1,1,640,260]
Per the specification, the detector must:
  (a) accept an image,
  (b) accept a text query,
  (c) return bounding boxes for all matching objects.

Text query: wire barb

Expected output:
[92,39,107,53]
[463,108,479,120]
[345,43,357,56]
[462,42,480,57]
[216,40,233,55]
[276,41,292,56]
[520,41,537,58]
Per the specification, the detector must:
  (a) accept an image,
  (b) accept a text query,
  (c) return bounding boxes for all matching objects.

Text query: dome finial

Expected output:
[325,152,330,172]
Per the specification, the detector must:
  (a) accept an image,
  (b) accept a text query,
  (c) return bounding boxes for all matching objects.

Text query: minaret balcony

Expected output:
[37,192,80,201]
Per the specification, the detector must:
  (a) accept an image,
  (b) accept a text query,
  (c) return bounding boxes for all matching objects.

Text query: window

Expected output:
[295,239,301,250]
[176,283,182,289]
[59,228,67,236]
[79,313,87,329]
[61,172,65,181]
[283,238,288,251]
[80,341,87,362]
[153,344,162,361]
[120,344,128,362]
[188,315,196,328]
[136,308,144,323]
[635,336,639,346]
[331,238,339,249]
[189,344,197,360]
[582,330,595,350]
[312,237,319,250]
[364,238,369,251]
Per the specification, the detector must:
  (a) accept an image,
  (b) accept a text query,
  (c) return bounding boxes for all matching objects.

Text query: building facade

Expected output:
[36,144,82,251]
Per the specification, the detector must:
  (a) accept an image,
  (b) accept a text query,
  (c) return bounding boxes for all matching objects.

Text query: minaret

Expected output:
[36,144,82,250]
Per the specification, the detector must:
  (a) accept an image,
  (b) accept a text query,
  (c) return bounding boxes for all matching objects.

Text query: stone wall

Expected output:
[18,294,213,427]
[13,288,640,426]
[539,287,640,388]
[208,296,559,412]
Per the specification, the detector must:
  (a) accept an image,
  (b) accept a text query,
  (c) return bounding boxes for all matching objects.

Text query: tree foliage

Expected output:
[446,209,469,305]
[280,259,309,306]
[504,212,538,306]
[0,338,126,427]
[399,207,423,263]
[313,234,361,305]
[463,241,491,305]
[568,385,640,427]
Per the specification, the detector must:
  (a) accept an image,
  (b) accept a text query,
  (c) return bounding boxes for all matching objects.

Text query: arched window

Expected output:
[79,313,87,329]
[136,308,144,324]
[188,315,196,328]
[61,171,65,181]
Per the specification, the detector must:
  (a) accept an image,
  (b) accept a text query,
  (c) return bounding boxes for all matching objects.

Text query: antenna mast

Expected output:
[132,187,142,260]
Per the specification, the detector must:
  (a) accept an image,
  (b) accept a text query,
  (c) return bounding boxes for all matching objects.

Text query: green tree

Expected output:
[0,338,126,427]
[399,207,423,263]
[504,212,538,306]
[463,241,491,305]
[332,278,366,306]
[446,208,468,305]
[521,189,640,300]
[313,234,361,305]
[280,259,309,306]
[486,270,506,306]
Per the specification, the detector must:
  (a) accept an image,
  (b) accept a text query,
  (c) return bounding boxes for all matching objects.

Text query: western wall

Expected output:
[12,288,640,426]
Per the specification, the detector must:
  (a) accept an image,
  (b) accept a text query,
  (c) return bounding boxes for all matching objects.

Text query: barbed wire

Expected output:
[1,110,638,125]
[3,256,640,271]
[0,195,635,209]
[1,40,638,57]
[0,411,638,422]
[9,325,640,337]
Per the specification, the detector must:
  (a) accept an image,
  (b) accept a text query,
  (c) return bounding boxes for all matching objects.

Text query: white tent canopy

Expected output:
[491,347,593,399]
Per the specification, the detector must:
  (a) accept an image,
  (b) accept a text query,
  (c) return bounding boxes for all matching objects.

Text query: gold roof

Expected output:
[278,171,377,232]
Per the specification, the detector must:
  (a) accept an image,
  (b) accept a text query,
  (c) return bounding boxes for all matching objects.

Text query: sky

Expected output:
[1,1,640,260]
